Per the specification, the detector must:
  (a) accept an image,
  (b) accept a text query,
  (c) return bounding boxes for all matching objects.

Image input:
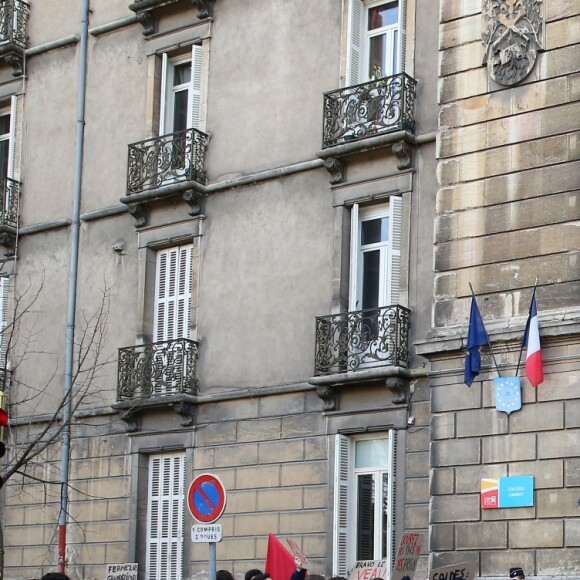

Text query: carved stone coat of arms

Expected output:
[482,0,544,86]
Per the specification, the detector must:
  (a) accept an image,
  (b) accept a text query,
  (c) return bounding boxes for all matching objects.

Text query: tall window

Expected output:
[160,46,203,135]
[146,452,186,580]
[334,434,396,575]
[0,96,17,180]
[347,0,404,85]
[349,198,402,312]
[154,244,193,343]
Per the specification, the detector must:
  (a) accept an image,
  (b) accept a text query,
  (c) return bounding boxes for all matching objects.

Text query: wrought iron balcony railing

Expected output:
[117,338,199,400]
[314,305,410,376]
[0,0,29,48]
[127,128,209,195]
[0,177,19,228]
[322,73,417,148]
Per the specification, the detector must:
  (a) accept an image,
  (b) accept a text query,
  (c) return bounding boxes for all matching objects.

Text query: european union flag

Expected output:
[464,295,489,386]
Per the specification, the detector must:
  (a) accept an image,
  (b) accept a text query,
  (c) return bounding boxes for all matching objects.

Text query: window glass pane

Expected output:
[392,29,399,74]
[381,472,389,558]
[362,250,380,310]
[361,217,389,245]
[357,473,375,560]
[368,2,399,30]
[0,114,9,137]
[355,438,389,468]
[368,34,386,79]
[0,140,9,179]
[173,62,191,86]
[173,90,189,132]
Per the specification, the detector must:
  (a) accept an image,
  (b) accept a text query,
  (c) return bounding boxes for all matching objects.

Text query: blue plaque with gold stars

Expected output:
[494,377,522,414]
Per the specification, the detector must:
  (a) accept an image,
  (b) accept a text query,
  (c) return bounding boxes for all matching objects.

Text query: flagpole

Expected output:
[516,279,539,375]
[469,283,501,377]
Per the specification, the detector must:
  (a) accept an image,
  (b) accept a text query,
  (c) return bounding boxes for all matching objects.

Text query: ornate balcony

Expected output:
[117,338,199,401]
[314,305,410,376]
[0,0,29,75]
[127,128,209,195]
[322,73,417,149]
[0,177,20,255]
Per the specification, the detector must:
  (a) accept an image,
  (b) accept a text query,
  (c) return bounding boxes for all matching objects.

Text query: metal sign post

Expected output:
[188,473,227,580]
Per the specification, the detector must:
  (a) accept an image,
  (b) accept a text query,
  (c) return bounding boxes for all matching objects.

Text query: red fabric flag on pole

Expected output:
[265,533,296,580]
[523,291,543,387]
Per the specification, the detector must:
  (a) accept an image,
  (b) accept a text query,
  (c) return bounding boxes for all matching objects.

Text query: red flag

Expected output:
[265,533,295,580]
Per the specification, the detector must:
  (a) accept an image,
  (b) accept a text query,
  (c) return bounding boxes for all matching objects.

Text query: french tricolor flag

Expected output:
[523,291,543,387]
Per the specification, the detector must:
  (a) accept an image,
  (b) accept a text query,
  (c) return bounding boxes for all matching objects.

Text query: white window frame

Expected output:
[0,96,17,180]
[160,45,203,135]
[349,198,402,313]
[146,451,186,580]
[333,433,396,576]
[346,0,405,86]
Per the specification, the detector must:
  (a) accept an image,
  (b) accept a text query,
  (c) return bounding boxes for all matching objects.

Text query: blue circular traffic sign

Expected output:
[188,473,227,523]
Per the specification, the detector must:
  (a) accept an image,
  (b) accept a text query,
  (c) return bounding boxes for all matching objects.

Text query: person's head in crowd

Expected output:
[245,569,263,580]
[217,570,235,580]
[41,574,70,580]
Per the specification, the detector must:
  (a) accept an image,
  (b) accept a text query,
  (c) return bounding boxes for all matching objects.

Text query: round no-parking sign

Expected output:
[187,473,227,524]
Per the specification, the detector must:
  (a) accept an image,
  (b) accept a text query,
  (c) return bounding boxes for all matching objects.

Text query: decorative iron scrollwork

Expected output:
[117,338,200,400]
[127,128,209,195]
[0,177,20,228]
[0,0,29,48]
[314,305,410,376]
[322,73,417,149]
[482,0,544,86]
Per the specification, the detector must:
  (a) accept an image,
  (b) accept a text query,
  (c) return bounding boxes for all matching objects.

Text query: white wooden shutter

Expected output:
[333,435,351,576]
[159,53,169,135]
[0,277,9,370]
[387,197,402,305]
[399,0,407,73]
[146,452,185,580]
[348,203,359,311]
[387,430,397,569]
[346,0,363,85]
[190,45,203,130]
[154,245,193,342]
[8,95,17,180]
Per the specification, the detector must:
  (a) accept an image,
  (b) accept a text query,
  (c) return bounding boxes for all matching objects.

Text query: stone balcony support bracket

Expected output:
[129,0,214,35]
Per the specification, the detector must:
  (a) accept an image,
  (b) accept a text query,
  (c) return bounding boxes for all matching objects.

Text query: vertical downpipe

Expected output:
[58,0,90,572]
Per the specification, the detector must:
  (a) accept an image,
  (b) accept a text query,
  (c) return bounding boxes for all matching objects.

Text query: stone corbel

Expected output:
[316,385,338,411]
[3,53,24,77]
[392,140,412,170]
[128,203,148,228]
[183,190,204,216]
[135,11,158,36]
[174,402,195,427]
[386,376,409,404]
[120,410,140,433]
[323,157,344,184]
[191,0,214,19]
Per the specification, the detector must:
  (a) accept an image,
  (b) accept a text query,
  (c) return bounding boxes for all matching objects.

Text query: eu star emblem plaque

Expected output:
[494,377,522,414]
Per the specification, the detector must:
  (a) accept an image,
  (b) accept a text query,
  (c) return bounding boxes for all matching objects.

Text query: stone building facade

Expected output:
[417,0,580,578]
[0,0,577,579]
[0,0,437,579]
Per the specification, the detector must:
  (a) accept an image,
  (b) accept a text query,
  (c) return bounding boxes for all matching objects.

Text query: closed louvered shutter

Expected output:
[334,435,351,575]
[387,196,402,305]
[190,45,203,130]
[346,0,363,86]
[153,245,193,343]
[0,277,8,371]
[146,452,185,580]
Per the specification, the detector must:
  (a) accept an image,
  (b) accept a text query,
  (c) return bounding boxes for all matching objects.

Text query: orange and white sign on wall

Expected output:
[480,478,499,509]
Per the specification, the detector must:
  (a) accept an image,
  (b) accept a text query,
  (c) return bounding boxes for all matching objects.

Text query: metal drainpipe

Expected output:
[58,0,90,572]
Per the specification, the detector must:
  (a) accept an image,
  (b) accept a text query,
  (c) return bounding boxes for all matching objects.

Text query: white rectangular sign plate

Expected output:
[192,523,223,543]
